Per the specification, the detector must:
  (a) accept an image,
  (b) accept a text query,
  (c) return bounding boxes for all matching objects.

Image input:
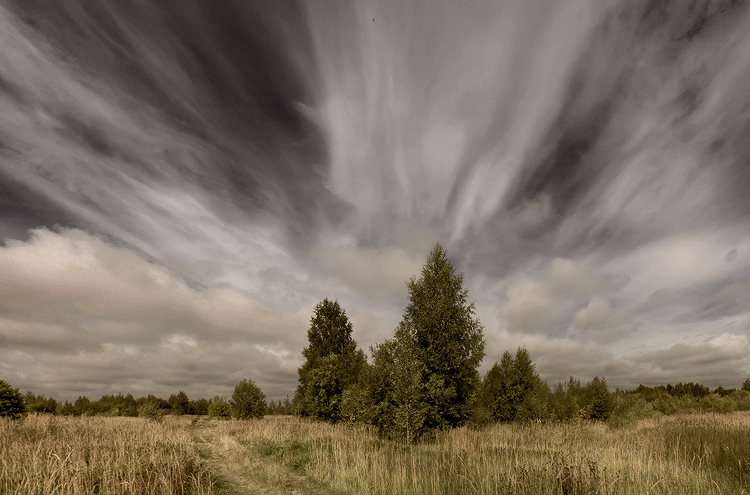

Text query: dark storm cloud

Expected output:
[1,0,341,246]
[0,170,75,241]
[462,2,748,272]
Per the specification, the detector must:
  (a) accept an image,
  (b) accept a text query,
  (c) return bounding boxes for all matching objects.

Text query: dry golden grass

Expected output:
[0,414,217,495]
[3,412,749,494]
[218,413,750,495]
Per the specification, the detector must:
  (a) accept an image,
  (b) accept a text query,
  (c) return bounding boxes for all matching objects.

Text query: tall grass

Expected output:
[0,414,217,495]
[224,413,750,494]
[3,412,749,494]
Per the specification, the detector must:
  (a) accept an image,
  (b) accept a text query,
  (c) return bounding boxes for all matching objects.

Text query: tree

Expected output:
[73,396,92,416]
[479,347,548,423]
[376,244,485,440]
[480,351,514,422]
[742,378,750,392]
[0,380,25,419]
[231,378,266,419]
[168,391,190,415]
[190,397,210,416]
[586,376,612,420]
[295,298,367,422]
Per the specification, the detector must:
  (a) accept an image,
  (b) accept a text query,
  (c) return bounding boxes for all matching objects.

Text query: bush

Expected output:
[0,380,25,419]
[208,399,231,418]
[231,379,266,419]
[138,399,165,422]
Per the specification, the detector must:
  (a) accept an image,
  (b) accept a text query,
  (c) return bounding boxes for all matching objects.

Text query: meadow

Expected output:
[2,412,749,494]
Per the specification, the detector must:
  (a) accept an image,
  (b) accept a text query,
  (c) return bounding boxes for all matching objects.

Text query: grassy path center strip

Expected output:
[192,419,352,495]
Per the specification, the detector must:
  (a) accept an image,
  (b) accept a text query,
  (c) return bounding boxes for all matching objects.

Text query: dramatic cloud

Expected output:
[2,0,750,400]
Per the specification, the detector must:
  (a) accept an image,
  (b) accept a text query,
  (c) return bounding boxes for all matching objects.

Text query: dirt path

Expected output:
[192,421,353,495]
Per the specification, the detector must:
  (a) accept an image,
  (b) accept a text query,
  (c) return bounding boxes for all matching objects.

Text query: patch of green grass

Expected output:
[255,439,312,473]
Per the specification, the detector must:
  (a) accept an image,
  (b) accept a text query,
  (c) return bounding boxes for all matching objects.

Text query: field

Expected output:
[2,413,750,494]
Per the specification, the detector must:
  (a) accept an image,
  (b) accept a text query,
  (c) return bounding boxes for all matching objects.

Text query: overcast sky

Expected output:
[1,0,749,402]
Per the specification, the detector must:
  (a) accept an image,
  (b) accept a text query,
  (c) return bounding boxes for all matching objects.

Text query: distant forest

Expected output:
[2,372,749,424]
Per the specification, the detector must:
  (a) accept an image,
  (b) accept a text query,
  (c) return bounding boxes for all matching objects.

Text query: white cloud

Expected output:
[499,258,624,335]
[630,332,750,386]
[0,228,308,400]
[572,296,637,343]
[309,244,425,303]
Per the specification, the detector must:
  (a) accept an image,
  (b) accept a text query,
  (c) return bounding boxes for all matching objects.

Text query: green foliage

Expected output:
[299,355,344,421]
[586,376,612,420]
[231,378,266,419]
[295,298,367,422]
[190,397,210,416]
[742,378,750,392]
[339,382,372,424]
[208,398,232,418]
[387,335,431,442]
[168,390,190,415]
[138,398,165,422]
[256,439,312,474]
[373,244,485,441]
[24,391,58,414]
[479,348,549,423]
[670,382,710,398]
[266,397,294,415]
[0,380,25,419]
[136,394,170,416]
[73,396,93,416]
[545,376,616,421]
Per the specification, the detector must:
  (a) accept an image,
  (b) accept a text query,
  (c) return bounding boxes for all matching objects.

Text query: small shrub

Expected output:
[208,399,231,419]
[138,400,165,422]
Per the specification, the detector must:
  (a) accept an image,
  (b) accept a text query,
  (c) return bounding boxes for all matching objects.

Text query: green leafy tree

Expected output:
[58,400,75,416]
[549,377,585,420]
[295,298,367,422]
[391,337,431,442]
[376,244,485,440]
[168,390,190,415]
[0,380,25,419]
[231,378,266,419]
[121,393,138,417]
[73,396,92,416]
[479,347,548,423]
[299,355,345,421]
[742,378,750,392]
[586,376,612,420]
[190,397,210,416]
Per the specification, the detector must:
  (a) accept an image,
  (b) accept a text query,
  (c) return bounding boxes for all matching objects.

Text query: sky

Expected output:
[1,0,749,402]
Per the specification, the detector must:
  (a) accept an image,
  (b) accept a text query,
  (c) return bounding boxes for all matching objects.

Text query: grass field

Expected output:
[2,412,749,494]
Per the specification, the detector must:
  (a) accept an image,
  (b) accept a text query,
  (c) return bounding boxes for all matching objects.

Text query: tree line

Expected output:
[0,377,276,420]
